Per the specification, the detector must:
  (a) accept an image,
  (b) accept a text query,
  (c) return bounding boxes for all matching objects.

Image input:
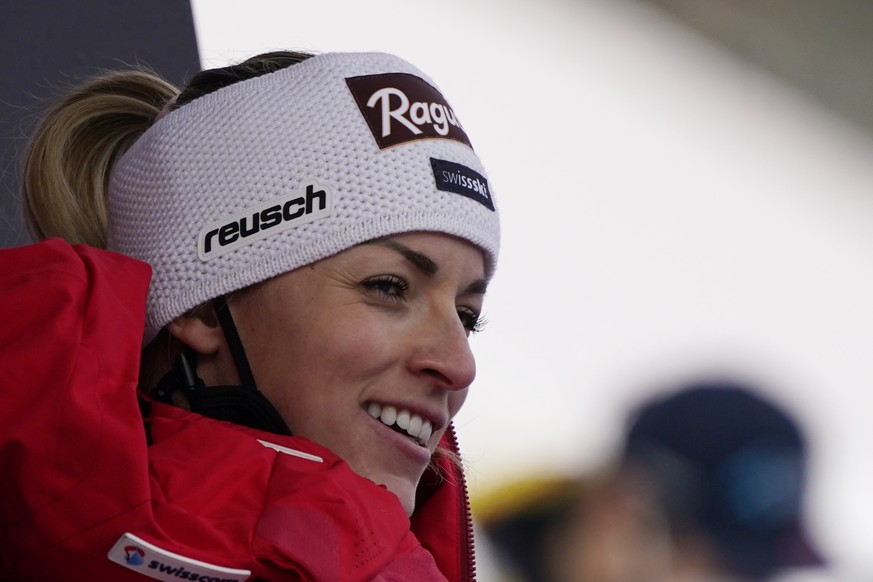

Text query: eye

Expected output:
[458,308,486,335]
[361,275,408,301]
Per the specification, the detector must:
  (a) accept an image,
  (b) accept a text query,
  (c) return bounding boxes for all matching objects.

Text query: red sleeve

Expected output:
[0,239,152,569]
[0,239,460,580]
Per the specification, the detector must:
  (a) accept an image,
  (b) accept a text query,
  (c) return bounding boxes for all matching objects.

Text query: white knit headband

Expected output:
[108,52,500,343]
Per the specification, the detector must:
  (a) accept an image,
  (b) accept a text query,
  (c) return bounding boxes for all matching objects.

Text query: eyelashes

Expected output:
[361,275,486,334]
[361,275,408,301]
[459,311,487,335]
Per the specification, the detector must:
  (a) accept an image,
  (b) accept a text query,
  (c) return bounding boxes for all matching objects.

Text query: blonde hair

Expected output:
[21,69,177,247]
[20,52,315,249]
[19,54,314,391]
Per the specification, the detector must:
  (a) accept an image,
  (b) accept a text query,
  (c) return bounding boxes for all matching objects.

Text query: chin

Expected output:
[378,474,419,517]
[346,453,425,516]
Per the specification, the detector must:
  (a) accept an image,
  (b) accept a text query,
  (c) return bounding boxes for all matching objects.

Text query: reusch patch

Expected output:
[431,158,494,211]
[197,180,334,261]
[346,73,473,150]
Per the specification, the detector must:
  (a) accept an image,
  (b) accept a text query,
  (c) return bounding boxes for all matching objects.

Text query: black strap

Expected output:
[211,295,257,387]
[151,350,292,436]
[138,392,154,446]
[186,384,291,436]
[146,297,293,437]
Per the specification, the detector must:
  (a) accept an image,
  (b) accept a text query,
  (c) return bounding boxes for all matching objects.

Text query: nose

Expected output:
[408,307,476,391]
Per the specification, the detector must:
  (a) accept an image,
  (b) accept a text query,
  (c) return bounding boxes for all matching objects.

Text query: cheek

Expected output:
[448,390,468,419]
[320,316,398,368]
[268,313,400,397]
[250,296,386,366]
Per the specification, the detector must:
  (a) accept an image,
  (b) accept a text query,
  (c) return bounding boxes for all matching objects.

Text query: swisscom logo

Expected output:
[108,532,251,582]
[125,545,145,565]
[346,73,473,150]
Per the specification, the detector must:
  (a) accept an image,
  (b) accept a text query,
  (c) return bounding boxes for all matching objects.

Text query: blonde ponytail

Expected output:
[22,70,178,248]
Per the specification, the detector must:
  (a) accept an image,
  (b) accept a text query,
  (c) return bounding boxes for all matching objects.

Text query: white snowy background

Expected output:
[192,0,873,577]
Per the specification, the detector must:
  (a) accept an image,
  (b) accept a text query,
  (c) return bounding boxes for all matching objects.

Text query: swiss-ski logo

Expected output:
[431,158,494,211]
[346,73,473,150]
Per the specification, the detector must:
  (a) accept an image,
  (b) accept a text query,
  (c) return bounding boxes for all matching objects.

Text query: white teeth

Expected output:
[396,410,411,430]
[366,402,434,445]
[380,406,397,427]
[419,421,433,443]
[408,414,422,436]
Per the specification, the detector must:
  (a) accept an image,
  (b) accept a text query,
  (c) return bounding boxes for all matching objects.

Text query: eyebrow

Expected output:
[376,239,438,276]
[370,239,488,294]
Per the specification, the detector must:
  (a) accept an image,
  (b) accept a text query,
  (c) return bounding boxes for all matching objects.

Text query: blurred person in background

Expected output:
[480,380,831,582]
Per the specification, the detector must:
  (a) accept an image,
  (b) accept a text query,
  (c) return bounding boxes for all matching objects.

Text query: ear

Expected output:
[168,307,242,387]
[167,309,224,356]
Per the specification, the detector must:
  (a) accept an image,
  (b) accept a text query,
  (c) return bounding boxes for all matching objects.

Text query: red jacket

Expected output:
[0,239,475,581]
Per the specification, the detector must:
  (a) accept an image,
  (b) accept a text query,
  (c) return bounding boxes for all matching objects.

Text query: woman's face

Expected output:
[229,232,487,515]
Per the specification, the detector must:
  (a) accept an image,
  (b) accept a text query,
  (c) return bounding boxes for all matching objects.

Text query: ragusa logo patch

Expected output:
[346,73,473,150]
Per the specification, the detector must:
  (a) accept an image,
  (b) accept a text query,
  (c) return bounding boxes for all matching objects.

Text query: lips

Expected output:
[366,402,434,447]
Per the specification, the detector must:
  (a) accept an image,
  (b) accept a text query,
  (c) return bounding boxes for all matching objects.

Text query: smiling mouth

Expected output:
[366,403,433,448]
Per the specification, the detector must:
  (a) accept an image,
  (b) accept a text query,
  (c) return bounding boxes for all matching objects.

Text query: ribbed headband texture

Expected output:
[108,52,500,343]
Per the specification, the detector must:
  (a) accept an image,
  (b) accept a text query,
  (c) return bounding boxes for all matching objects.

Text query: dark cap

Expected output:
[621,380,824,578]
